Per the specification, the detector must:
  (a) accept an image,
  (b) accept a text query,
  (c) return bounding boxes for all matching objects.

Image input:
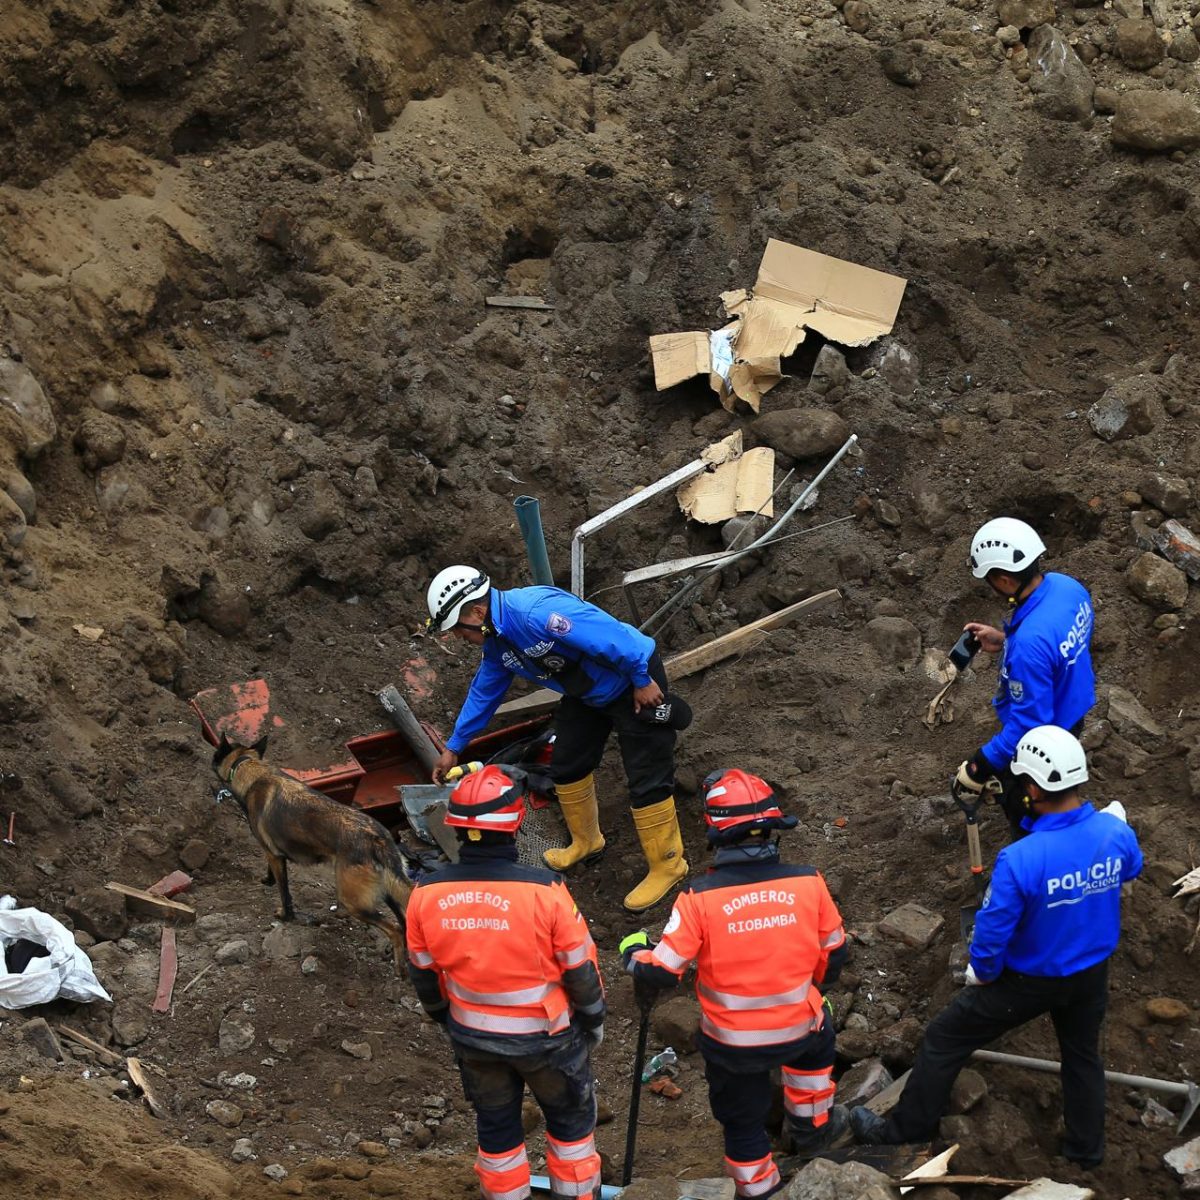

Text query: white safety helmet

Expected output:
[426,565,490,632]
[1010,725,1088,793]
[969,517,1046,579]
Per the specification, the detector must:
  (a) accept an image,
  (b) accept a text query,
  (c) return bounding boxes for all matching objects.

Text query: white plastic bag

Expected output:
[0,897,112,1007]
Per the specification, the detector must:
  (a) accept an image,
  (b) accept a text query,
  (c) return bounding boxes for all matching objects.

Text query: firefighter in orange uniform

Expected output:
[407,766,606,1200]
[621,770,850,1199]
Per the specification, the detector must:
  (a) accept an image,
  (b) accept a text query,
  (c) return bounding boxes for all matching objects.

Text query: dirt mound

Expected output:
[2,0,1200,1195]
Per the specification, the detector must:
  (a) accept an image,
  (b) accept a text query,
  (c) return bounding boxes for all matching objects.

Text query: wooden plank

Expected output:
[495,590,841,721]
[55,1025,124,1066]
[105,881,196,924]
[147,870,192,898]
[152,926,177,1014]
[897,1177,1035,1189]
[127,1056,167,1119]
[485,295,554,310]
[900,1144,957,1195]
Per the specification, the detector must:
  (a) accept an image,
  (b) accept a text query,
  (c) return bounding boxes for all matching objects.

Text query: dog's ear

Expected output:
[251,734,269,758]
[218,731,231,752]
[212,731,231,772]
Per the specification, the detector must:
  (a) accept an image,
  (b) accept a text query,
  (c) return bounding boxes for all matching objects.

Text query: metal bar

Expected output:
[570,457,710,597]
[639,433,858,634]
[972,1048,1192,1097]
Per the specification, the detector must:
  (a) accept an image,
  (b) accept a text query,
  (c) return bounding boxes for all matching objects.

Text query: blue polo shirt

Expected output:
[970,804,1143,981]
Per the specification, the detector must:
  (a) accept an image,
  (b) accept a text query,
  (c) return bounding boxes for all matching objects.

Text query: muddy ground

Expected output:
[3,0,1200,1197]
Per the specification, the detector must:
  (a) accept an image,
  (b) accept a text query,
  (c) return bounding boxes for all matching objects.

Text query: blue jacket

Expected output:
[981,572,1096,770]
[970,804,1142,981]
[446,587,657,754]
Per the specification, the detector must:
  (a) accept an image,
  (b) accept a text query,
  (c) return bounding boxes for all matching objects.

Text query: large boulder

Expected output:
[1126,552,1188,610]
[1088,376,1163,440]
[786,1156,897,1200]
[866,617,922,668]
[1113,92,1200,153]
[0,358,57,458]
[68,888,129,942]
[1029,25,1094,121]
[752,410,850,460]
[1115,19,1165,70]
[997,0,1055,28]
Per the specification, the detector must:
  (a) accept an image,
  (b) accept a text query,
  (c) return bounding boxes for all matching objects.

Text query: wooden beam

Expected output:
[485,295,554,311]
[495,590,841,721]
[105,882,196,924]
[55,1025,124,1067]
[894,1177,1034,1189]
[152,926,177,1014]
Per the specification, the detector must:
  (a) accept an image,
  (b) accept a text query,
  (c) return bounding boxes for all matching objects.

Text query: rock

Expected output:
[949,1067,987,1113]
[358,1141,388,1159]
[997,24,1022,46]
[652,995,699,1053]
[112,1001,151,1048]
[410,1125,433,1149]
[1145,996,1191,1023]
[809,345,851,396]
[257,207,298,251]
[18,1018,62,1060]
[180,838,210,870]
[219,1014,256,1055]
[877,342,919,394]
[5,469,36,523]
[73,412,126,471]
[1114,0,1143,14]
[752,410,850,460]
[206,1099,245,1128]
[263,924,317,960]
[342,1039,373,1060]
[0,358,58,457]
[1113,91,1200,152]
[69,888,129,942]
[301,954,320,975]
[872,499,902,528]
[1126,552,1188,610]
[197,573,251,638]
[879,45,922,86]
[264,1165,289,1183]
[1094,86,1120,115]
[721,513,771,549]
[865,617,922,668]
[351,466,378,510]
[1140,472,1190,516]
[842,1,871,33]
[1029,25,1094,121]
[218,1071,258,1089]
[1105,685,1165,746]
[1115,19,1165,69]
[878,903,944,949]
[341,1160,371,1180]
[1170,27,1200,62]
[998,0,1055,28]
[876,1017,923,1069]
[1153,519,1200,581]
[1088,376,1163,440]
[1141,1097,1176,1128]
[1165,1134,1200,1177]
[296,474,345,541]
[834,1058,892,1107]
[216,939,252,966]
[231,1138,257,1163]
[785,1155,895,1199]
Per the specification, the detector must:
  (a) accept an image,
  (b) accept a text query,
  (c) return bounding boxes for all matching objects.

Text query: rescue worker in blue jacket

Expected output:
[954,517,1096,838]
[425,565,690,912]
[852,725,1143,1168]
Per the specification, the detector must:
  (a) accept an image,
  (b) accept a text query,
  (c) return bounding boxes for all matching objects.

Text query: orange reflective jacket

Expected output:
[634,861,845,1049]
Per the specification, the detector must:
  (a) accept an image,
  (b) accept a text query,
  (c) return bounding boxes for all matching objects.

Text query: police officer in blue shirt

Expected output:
[851,725,1143,1168]
[425,565,691,912]
[954,517,1096,839]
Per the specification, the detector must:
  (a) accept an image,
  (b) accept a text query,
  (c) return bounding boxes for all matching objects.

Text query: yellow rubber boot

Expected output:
[624,797,689,913]
[544,774,606,871]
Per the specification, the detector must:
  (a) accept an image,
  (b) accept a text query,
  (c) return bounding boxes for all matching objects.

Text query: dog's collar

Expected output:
[224,754,255,786]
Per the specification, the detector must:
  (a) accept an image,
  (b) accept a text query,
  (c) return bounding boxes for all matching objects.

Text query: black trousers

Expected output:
[550,653,675,809]
[887,961,1109,1165]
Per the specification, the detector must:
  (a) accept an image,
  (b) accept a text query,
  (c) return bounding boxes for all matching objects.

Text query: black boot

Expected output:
[786,1104,850,1153]
[849,1105,894,1145]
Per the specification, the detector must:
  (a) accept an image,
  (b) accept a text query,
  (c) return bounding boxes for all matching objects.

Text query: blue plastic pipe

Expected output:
[530,1175,622,1199]
[515,495,554,587]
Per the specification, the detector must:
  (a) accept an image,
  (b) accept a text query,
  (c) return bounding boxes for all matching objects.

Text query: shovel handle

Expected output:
[966,820,983,875]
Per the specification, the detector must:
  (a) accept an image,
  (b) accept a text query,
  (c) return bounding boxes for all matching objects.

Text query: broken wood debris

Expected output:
[895,1177,1034,1189]
[899,1143,957,1195]
[152,926,178,1014]
[55,1025,125,1066]
[127,1056,167,1119]
[485,295,554,311]
[105,881,196,924]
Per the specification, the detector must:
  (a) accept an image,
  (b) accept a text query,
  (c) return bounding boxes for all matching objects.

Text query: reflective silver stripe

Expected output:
[651,942,691,972]
[698,980,810,1010]
[785,1095,834,1117]
[410,950,435,968]
[447,978,556,1006]
[477,1147,529,1172]
[821,927,846,949]
[555,939,594,968]
[725,1158,781,1192]
[545,1179,600,1197]
[481,1187,531,1200]
[781,1068,832,1090]
[574,998,605,1016]
[546,1135,597,1161]
[700,1013,817,1046]
[468,810,523,826]
[738,1170,781,1198]
[450,1002,570,1035]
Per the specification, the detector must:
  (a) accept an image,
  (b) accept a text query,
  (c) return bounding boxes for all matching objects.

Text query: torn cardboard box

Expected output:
[650,240,907,412]
[677,445,775,524]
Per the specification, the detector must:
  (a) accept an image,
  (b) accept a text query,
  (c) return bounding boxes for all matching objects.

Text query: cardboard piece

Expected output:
[650,239,907,411]
[677,446,775,523]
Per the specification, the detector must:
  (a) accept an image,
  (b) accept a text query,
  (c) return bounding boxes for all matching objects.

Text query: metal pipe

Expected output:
[569,457,710,598]
[514,496,554,587]
[639,433,859,634]
[530,1176,622,1199]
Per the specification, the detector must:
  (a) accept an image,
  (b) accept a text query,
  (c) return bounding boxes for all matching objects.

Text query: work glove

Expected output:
[963,964,983,987]
[954,750,995,796]
[822,995,835,1024]
[620,930,653,970]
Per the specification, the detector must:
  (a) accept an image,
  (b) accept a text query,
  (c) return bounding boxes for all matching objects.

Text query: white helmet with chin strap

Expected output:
[1010,724,1088,792]
[969,517,1046,579]
[427,565,490,632]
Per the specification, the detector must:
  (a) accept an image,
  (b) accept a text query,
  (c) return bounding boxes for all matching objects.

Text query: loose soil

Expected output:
[2,1,1200,1198]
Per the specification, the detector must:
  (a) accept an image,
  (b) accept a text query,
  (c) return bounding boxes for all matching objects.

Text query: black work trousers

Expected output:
[550,653,675,809]
[887,961,1109,1166]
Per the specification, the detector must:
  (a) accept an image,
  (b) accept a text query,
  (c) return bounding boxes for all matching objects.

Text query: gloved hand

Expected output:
[821,995,835,1024]
[584,1025,604,1050]
[955,750,995,796]
[963,963,983,987]
[620,930,653,969]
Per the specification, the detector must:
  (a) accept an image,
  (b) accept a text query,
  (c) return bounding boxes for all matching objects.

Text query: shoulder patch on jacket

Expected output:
[547,612,572,636]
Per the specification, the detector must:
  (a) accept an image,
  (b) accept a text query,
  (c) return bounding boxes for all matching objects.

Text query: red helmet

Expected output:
[702,768,796,843]
[444,765,528,835]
